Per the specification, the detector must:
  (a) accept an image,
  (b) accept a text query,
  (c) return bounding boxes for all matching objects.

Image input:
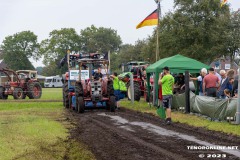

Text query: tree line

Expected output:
[0,0,239,76]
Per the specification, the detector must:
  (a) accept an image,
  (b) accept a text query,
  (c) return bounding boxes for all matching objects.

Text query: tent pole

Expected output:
[185,71,190,113]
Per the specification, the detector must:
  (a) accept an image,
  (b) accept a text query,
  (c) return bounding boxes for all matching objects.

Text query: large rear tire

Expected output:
[77,97,85,113]
[0,87,8,99]
[13,88,24,99]
[127,82,141,101]
[27,82,42,99]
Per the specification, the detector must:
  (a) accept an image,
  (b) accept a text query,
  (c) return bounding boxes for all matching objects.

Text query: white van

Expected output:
[44,76,63,88]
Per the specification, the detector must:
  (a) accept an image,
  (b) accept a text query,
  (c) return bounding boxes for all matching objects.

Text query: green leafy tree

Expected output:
[1,31,40,70]
[111,41,150,72]
[80,25,122,53]
[40,28,81,65]
[41,62,60,76]
[40,28,81,75]
[226,10,240,65]
[156,0,230,62]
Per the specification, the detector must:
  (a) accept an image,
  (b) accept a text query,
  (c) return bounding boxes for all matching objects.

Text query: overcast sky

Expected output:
[0,0,239,67]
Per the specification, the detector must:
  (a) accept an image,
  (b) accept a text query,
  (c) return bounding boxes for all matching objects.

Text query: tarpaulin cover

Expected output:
[192,96,228,120]
[225,99,237,119]
[172,92,237,121]
[172,92,195,110]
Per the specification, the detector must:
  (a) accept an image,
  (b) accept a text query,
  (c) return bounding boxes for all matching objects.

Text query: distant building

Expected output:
[210,56,238,74]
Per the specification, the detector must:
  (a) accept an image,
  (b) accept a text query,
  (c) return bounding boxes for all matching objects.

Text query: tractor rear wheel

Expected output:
[63,81,69,108]
[77,97,85,113]
[0,87,8,99]
[13,88,24,99]
[27,82,42,99]
[108,96,116,112]
[127,82,141,101]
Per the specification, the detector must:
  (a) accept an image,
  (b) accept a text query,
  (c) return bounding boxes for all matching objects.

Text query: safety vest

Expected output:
[119,80,127,91]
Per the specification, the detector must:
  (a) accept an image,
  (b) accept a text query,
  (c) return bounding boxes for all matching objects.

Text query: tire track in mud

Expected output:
[66,109,240,160]
[90,116,186,160]
[116,109,240,146]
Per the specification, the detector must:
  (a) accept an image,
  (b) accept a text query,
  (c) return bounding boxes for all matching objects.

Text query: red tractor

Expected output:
[120,61,151,101]
[60,51,115,112]
[74,58,115,113]
[0,68,42,99]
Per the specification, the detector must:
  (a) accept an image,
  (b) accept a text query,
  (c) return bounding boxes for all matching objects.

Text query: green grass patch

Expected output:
[0,88,95,160]
[120,99,240,137]
[41,88,63,100]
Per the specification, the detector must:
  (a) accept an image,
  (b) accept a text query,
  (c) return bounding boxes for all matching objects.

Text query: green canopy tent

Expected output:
[146,54,210,105]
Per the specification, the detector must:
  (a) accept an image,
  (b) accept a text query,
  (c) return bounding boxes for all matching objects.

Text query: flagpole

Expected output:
[155,0,161,62]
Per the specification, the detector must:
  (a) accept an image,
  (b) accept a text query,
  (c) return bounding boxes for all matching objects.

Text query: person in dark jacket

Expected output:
[217,70,232,99]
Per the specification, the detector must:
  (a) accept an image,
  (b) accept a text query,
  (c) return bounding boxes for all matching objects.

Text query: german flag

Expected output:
[220,0,228,7]
[136,9,158,29]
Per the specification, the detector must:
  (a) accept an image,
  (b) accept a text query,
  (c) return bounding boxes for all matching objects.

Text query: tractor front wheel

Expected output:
[13,88,24,99]
[77,97,85,113]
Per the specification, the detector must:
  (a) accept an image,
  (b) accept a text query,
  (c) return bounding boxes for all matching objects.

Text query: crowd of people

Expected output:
[157,66,239,125]
[191,67,238,99]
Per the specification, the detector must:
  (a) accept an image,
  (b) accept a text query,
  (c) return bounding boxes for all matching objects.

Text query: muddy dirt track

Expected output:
[65,108,240,160]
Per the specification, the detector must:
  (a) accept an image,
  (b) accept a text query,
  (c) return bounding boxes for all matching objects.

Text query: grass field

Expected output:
[0,88,95,160]
[120,99,240,137]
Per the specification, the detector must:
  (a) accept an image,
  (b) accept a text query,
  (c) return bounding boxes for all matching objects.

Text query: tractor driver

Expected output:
[93,67,103,81]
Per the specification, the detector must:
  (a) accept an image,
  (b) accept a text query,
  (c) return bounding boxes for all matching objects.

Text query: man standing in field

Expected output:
[158,66,174,125]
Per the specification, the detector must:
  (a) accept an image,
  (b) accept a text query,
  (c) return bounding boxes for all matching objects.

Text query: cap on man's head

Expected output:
[209,67,214,71]
[163,66,169,71]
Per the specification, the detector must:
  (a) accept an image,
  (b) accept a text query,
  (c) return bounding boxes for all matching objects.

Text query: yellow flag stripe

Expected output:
[136,19,158,29]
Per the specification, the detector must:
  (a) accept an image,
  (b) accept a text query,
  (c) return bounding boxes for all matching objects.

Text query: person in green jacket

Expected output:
[110,72,120,108]
[119,80,127,99]
[158,66,174,125]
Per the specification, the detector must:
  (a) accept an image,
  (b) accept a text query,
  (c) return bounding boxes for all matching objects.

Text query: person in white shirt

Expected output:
[190,68,207,96]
